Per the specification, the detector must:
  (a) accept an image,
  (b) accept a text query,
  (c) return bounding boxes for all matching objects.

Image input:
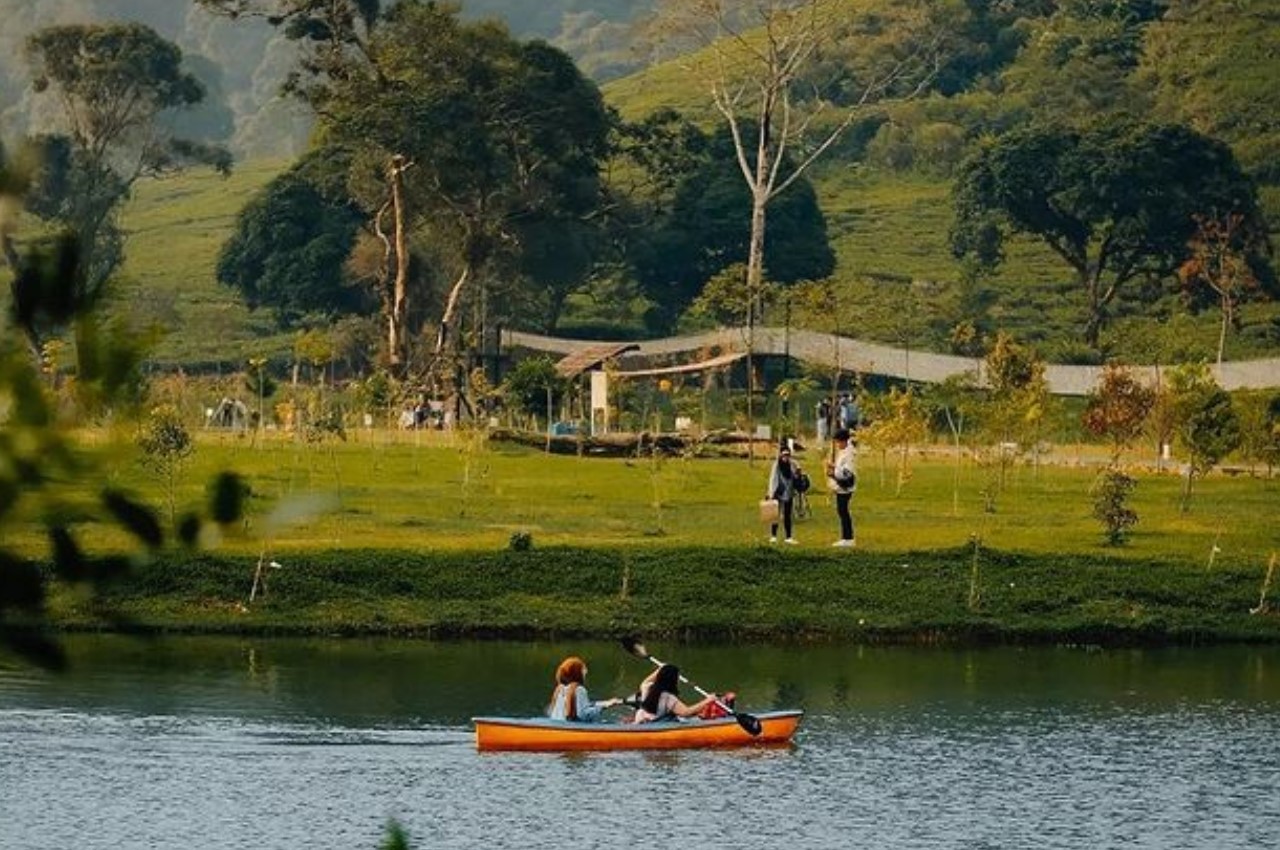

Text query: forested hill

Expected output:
[5,1,1280,368]
[0,0,654,159]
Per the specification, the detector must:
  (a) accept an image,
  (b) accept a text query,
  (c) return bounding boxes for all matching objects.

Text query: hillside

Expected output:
[0,0,655,159]
[73,0,1280,367]
[112,161,1279,369]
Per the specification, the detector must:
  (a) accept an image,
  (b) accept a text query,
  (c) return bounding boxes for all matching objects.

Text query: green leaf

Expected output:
[49,526,89,582]
[0,553,45,611]
[208,471,249,525]
[101,489,164,548]
[177,512,203,548]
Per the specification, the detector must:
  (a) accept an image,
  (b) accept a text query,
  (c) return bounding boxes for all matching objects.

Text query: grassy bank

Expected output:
[15,435,1279,645]
[9,432,1279,561]
[43,546,1280,645]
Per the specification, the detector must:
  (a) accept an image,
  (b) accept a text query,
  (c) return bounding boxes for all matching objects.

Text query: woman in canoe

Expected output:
[547,656,623,722]
[633,664,719,723]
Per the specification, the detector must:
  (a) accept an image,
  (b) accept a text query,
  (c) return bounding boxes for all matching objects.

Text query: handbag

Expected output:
[758,498,780,524]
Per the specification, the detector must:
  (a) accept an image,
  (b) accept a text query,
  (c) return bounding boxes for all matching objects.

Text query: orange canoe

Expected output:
[473,710,803,752]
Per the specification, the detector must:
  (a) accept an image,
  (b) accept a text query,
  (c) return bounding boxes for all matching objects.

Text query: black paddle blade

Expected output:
[620,636,647,658]
[736,712,763,737]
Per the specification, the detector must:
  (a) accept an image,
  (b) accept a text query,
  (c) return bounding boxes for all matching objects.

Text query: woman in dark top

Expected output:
[633,664,718,723]
[765,441,801,544]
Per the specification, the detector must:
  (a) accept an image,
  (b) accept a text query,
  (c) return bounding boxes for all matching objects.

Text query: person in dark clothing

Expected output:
[766,441,801,544]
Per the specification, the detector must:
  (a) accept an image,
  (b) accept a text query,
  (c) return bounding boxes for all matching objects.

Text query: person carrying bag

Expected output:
[825,428,857,548]
[764,441,800,544]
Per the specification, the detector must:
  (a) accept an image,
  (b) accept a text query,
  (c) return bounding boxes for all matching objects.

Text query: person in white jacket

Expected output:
[825,428,857,547]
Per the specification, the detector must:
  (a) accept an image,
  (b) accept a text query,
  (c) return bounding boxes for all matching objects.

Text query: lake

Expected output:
[2,637,1278,849]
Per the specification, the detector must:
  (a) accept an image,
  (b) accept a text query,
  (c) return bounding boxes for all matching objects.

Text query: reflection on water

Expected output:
[2,637,1278,849]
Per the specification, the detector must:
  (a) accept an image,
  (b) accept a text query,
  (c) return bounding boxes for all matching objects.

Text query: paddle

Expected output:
[621,637,763,736]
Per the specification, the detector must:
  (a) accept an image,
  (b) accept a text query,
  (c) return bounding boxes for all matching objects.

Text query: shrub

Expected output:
[1092,468,1138,546]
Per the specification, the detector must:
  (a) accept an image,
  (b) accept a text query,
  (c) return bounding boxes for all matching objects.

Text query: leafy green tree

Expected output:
[952,122,1270,348]
[1234,391,1280,476]
[978,332,1049,505]
[631,122,835,331]
[137,406,196,530]
[502,356,569,450]
[217,147,371,326]
[201,1,612,392]
[502,356,568,420]
[22,23,231,318]
[1092,468,1139,546]
[245,357,277,429]
[1082,364,1156,464]
[1164,363,1243,512]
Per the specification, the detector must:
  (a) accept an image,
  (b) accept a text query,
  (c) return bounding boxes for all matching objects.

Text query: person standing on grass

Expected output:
[826,428,857,548]
[766,440,801,545]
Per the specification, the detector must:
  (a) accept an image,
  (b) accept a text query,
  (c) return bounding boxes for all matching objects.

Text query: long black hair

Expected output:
[641,664,680,714]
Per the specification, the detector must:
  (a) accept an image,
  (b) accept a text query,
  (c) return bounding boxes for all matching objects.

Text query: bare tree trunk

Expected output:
[1217,294,1231,368]
[745,188,769,466]
[387,155,413,374]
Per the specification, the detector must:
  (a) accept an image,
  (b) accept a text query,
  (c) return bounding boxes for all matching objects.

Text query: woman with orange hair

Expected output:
[547,656,623,722]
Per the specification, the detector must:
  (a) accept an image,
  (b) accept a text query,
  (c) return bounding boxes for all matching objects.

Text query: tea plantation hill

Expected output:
[108,0,1280,369]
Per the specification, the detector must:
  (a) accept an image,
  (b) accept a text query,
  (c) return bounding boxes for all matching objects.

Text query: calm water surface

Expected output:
[2,637,1278,849]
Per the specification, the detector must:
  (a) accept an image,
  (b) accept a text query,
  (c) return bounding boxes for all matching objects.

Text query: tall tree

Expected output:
[22,23,230,311]
[644,0,955,452]
[952,122,1271,348]
[217,147,372,326]
[199,1,611,394]
[631,121,835,331]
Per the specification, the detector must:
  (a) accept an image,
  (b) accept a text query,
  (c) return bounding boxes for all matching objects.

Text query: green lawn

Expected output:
[14,430,1278,569]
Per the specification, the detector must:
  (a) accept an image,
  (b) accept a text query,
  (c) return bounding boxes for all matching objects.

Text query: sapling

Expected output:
[1206,530,1224,571]
[137,406,194,529]
[1090,469,1138,546]
[967,533,982,612]
[1250,553,1277,616]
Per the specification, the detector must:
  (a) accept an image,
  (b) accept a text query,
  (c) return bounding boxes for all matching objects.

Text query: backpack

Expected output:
[794,471,811,493]
[698,692,737,720]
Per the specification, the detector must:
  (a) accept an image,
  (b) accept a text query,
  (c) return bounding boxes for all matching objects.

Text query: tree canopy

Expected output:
[630,121,835,331]
[951,121,1271,348]
[217,147,372,327]
[202,0,613,380]
[22,22,229,305]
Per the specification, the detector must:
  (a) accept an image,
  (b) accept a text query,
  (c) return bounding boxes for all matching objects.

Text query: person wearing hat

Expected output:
[765,440,801,544]
[825,428,857,547]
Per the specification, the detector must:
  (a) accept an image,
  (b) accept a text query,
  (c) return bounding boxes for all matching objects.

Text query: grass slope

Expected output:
[113,159,291,368]
[104,0,1280,367]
